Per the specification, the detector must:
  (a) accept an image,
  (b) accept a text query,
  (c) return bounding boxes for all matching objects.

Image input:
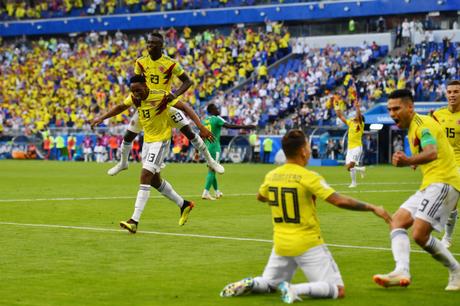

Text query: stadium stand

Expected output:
[0,25,290,137]
[1,0,459,162]
[0,0,317,20]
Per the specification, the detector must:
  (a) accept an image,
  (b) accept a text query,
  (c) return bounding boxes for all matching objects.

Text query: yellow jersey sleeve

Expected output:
[123,95,133,107]
[134,58,145,75]
[258,173,271,199]
[301,171,335,201]
[409,114,460,191]
[432,108,460,167]
[172,61,185,77]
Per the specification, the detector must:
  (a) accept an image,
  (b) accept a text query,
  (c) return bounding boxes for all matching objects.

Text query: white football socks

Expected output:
[190,135,214,164]
[424,235,460,272]
[444,209,458,241]
[350,168,357,185]
[120,140,132,166]
[252,277,271,293]
[391,228,410,273]
[131,184,151,222]
[156,179,184,207]
[292,282,338,299]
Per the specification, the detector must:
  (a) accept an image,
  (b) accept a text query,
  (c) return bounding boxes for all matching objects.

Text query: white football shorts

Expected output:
[345,146,363,165]
[128,107,190,134]
[259,245,344,290]
[141,140,170,173]
[400,183,460,232]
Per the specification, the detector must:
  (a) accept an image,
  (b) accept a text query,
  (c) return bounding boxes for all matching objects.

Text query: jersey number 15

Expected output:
[446,127,455,138]
[268,187,300,224]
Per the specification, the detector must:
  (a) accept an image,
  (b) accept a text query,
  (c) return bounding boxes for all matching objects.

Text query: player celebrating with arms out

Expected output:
[221,129,391,303]
[108,32,224,177]
[335,99,366,188]
[201,103,256,200]
[432,80,460,248]
[373,89,460,291]
[92,75,206,231]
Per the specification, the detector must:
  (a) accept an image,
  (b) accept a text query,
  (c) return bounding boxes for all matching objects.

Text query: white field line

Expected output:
[0,187,417,203]
[1,221,457,256]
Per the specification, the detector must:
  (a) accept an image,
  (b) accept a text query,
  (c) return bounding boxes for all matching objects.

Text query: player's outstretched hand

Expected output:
[392,151,410,167]
[199,127,215,142]
[90,117,103,129]
[372,206,392,224]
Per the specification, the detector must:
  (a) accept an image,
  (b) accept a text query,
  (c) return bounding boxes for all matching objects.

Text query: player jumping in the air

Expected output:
[107,32,224,177]
[92,75,207,231]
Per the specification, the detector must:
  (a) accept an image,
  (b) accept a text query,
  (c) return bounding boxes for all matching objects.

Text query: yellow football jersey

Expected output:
[432,107,460,167]
[408,114,460,191]
[258,163,335,257]
[346,118,364,149]
[123,90,178,142]
[134,54,185,91]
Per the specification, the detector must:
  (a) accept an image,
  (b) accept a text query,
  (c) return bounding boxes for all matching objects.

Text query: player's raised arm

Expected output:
[354,99,363,124]
[334,105,347,125]
[326,192,392,224]
[163,73,193,104]
[91,103,130,128]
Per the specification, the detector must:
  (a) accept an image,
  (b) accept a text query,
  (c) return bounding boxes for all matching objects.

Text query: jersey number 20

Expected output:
[268,187,300,223]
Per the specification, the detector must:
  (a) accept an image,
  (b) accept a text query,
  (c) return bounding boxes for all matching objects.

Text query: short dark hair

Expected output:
[282,129,307,158]
[388,89,414,103]
[207,103,217,113]
[129,74,146,84]
[447,80,460,87]
[150,32,164,42]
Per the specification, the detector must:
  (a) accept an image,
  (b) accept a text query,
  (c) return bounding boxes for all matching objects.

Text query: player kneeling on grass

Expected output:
[220,129,391,303]
[373,89,460,291]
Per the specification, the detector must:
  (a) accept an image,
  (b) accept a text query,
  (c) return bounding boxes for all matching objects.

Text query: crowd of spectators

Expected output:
[354,37,459,107]
[1,0,304,20]
[206,38,388,134]
[0,24,290,136]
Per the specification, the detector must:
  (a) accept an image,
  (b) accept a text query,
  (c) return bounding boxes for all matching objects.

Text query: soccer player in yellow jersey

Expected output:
[220,130,391,303]
[108,32,223,176]
[335,99,366,188]
[374,89,460,291]
[432,80,460,248]
[92,75,206,232]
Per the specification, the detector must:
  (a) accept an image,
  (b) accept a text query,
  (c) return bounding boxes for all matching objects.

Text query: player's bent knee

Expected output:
[140,168,155,184]
[390,209,413,230]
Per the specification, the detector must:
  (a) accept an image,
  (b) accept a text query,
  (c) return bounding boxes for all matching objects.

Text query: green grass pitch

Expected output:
[0,160,459,306]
